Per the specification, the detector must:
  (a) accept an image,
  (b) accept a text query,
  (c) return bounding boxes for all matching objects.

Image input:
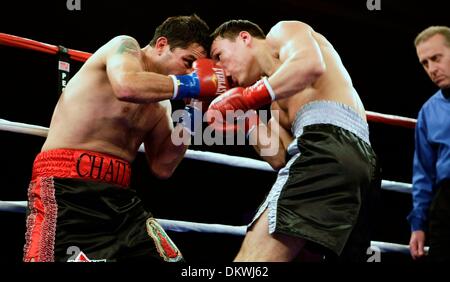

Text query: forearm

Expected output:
[106,36,175,103]
[248,121,288,170]
[114,72,174,103]
[214,55,325,112]
[150,126,190,179]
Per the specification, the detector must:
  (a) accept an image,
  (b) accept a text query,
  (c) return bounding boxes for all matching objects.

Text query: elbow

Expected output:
[309,60,326,82]
[269,158,286,171]
[154,171,173,180]
[113,73,136,101]
[151,164,174,180]
[116,88,134,102]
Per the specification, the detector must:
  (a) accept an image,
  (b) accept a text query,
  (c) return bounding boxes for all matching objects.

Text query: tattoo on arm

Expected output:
[116,38,140,56]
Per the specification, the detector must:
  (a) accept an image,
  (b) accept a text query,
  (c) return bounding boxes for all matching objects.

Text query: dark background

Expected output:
[0,0,448,264]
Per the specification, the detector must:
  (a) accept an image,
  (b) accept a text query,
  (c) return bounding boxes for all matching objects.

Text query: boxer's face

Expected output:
[416,34,450,89]
[211,35,255,87]
[156,40,207,75]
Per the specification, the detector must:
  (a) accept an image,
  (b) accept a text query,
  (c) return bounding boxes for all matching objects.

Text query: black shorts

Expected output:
[251,124,380,260]
[280,124,380,259]
[53,178,182,262]
[24,149,183,262]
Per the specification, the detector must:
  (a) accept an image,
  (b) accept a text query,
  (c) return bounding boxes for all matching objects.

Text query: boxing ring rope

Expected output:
[0,33,422,256]
[365,111,416,129]
[0,200,423,254]
[0,33,91,62]
[0,118,412,193]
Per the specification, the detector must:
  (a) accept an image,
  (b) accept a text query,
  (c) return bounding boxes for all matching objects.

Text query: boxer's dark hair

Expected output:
[211,20,266,41]
[150,14,211,54]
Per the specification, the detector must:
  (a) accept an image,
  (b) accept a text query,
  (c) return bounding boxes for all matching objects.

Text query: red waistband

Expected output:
[32,148,131,187]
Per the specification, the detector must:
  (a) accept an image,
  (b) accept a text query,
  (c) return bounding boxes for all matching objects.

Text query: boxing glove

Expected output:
[170,58,230,100]
[206,76,274,123]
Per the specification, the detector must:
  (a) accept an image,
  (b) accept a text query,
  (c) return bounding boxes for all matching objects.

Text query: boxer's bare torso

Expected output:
[44,38,174,162]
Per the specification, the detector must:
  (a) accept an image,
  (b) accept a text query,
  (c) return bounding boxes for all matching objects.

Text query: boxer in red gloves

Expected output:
[207,20,381,262]
[23,15,223,262]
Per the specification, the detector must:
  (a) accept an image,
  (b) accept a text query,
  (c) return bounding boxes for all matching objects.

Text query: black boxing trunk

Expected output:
[249,101,380,259]
[23,148,183,262]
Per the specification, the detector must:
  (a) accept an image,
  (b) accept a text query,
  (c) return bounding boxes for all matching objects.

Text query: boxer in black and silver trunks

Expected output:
[207,20,381,262]
[23,15,230,262]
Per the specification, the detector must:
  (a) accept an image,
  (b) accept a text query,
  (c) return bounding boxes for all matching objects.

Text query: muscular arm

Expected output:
[248,116,293,170]
[267,21,326,99]
[106,36,174,103]
[144,101,190,179]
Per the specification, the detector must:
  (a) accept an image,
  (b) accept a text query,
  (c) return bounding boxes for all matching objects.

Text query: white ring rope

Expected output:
[0,200,425,255]
[0,201,28,213]
[370,241,428,255]
[0,118,412,193]
[380,180,412,194]
[157,218,247,236]
[0,118,48,138]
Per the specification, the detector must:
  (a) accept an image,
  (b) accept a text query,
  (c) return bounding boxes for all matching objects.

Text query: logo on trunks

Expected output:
[171,105,280,157]
[366,0,381,10]
[76,153,129,185]
[146,218,183,262]
[66,0,81,10]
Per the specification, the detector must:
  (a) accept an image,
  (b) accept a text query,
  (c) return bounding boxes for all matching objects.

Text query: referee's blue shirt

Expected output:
[407,89,450,231]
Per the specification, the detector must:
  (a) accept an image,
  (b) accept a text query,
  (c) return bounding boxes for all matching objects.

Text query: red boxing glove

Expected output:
[208,77,275,113]
[206,105,259,135]
[170,58,230,100]
[194,59,230,96]
[206,77,275,133]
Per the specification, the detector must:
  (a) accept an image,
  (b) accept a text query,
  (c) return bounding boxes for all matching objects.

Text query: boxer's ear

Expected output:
[155,37,168,55]
[239,31,252,46]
